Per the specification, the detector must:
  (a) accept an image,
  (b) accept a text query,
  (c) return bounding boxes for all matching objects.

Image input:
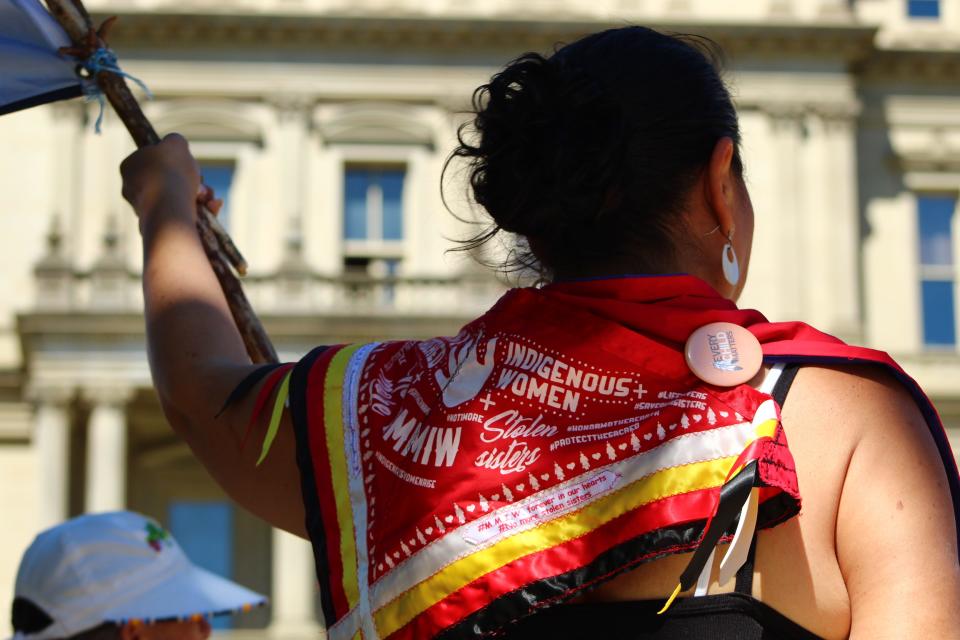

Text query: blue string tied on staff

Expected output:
[78,47,153,134]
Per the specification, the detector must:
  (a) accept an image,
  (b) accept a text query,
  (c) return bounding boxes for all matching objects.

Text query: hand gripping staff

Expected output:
[41,0,278,364]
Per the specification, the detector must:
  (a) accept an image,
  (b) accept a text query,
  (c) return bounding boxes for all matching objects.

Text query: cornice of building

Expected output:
[83,0,861,24]
[16,310,482,344]
[0,368,23,396]
[74,9,960,93]
[92,11,878,63]
[859,47,960,82]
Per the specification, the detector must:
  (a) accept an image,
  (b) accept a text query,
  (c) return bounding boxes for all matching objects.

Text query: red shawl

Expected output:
[260,275,959,639]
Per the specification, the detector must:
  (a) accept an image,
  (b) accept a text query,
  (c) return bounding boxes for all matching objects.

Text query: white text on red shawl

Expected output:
[496,341,639,413]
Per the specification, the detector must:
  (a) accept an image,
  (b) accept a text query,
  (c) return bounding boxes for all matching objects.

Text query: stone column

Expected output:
[270,95,316,310]
[799,111,835,332]
[821,107,862,342]
[269,528,324,638]
[31,387,73,529]
[83,387,132,513]
[797,106,862,341]
[270,95,314,256]
[765,106,807,321]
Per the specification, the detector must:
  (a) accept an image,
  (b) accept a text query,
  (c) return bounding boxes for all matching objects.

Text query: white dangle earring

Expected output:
[721,230,740,287]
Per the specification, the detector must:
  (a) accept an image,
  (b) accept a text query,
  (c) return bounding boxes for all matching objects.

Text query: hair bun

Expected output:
[466,53,625,243]
[446,27,742,279]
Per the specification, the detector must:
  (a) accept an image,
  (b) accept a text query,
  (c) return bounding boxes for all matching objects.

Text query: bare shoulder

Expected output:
[781,362,951,530]
[784,363,960,636]
[776,362,950,487]
[782,363,925,437]
[773,364,917,488]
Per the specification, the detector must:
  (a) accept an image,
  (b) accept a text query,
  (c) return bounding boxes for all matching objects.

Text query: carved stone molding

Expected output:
[152,99,265,144]
[809,100,862,125]
[896,154,960,176]
[316,102,436,147]
[92,12,877,64]
[82,385,136,407]
[34,215,75,311]
[756,99,860,130]
[761,103,807,130]
[861,50,960,83]
[889,119,960,174]
[25,384,74,406]
[269,93,316,124]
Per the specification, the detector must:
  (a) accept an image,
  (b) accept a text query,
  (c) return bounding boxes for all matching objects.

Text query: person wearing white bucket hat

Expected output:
[9,511,267,640]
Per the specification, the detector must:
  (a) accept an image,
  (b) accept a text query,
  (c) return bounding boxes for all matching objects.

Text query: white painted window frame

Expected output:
[907,175,960,351]
[335,143,419,266]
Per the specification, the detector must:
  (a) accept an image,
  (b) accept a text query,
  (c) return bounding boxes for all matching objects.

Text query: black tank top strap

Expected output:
[732,362,802,596]
[733,537,758,595]
[770,362,802,408]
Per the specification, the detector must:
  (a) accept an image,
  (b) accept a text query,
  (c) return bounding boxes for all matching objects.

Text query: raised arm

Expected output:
[121,134,305,537]
[834,367,960,638]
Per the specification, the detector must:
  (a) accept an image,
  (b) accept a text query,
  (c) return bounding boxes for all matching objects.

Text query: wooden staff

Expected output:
[44,0,279,364]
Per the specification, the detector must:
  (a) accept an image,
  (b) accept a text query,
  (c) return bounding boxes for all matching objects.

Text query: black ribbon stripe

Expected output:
[677,460,758,591]
[214,364,286,418]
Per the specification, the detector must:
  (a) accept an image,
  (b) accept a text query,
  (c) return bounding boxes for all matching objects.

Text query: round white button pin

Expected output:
[684,322,763,387]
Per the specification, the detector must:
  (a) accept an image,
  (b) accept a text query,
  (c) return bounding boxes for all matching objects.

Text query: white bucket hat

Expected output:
[10,511,267,639]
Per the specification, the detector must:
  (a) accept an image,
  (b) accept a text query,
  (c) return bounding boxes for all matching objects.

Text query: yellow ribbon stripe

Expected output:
[325,345,363,611]
[373,454,739,636]
[658,584,683,615]
[256,370,293,467]
[727,417,780,479]
[754,418,778,441]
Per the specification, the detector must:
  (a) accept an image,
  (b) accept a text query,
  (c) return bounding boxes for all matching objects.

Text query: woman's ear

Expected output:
[704,137,737,235]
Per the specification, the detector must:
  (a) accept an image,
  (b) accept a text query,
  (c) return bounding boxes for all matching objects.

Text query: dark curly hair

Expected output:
[447,26,743,281]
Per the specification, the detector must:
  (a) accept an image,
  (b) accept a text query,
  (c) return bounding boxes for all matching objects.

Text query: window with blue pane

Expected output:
[908,0,940,18]
[343,167,405,242]
[169,501,234,630]
[200,163,235,231]
[917,194,957,348]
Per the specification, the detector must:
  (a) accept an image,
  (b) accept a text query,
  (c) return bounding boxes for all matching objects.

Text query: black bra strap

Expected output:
[770,363,802,409]
[734,537,758,594]
[733,363,802,595]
